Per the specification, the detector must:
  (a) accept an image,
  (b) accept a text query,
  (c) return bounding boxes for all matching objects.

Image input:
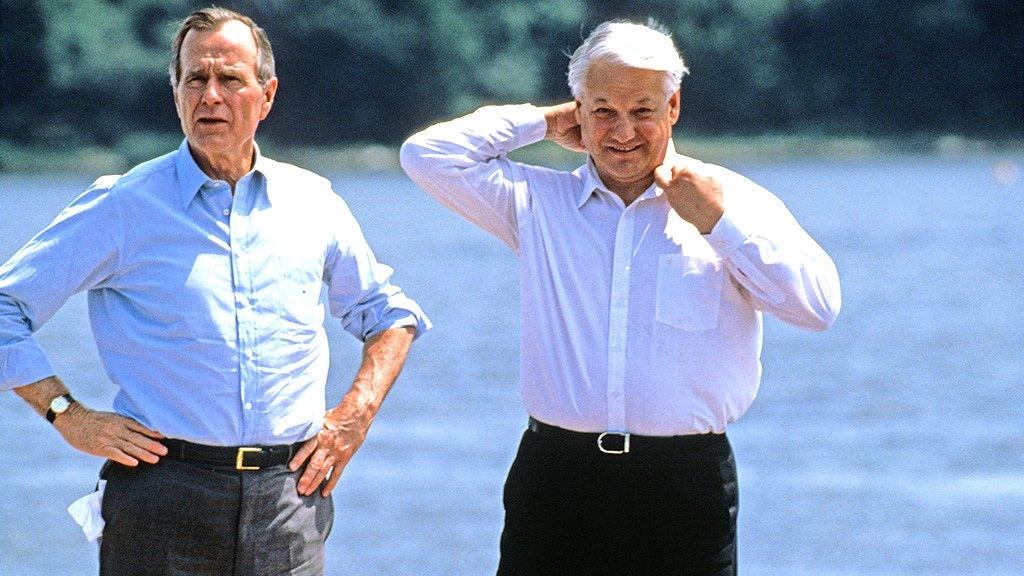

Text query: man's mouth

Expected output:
[606,143,642,154]
[197,118,228,126]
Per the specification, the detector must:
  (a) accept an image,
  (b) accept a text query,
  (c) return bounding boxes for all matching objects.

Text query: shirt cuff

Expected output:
[364,306,432,342]
[704,210,750,259]
[514,105,550,148]
[0,339,57,391]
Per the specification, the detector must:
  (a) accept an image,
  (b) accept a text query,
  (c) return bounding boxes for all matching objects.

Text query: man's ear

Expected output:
[668,90,681,125]
[260,77,279,120]
[172,86,182,119]
[574,100,582,123]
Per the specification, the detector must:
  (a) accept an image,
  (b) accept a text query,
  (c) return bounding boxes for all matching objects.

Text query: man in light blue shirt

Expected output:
[0,8,428,575]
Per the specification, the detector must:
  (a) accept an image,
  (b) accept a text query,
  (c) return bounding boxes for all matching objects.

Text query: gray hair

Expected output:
[168,7,275,87]
[567,19,688,100]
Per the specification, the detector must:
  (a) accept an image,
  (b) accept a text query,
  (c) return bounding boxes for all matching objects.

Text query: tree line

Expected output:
[1,0,1021,150]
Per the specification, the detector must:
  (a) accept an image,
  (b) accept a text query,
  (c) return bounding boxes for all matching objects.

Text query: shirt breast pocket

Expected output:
[273,256,323,326]
[655,254,724,331]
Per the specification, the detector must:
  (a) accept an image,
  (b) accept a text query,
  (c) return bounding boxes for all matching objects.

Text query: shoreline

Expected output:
[2,134,1023,174]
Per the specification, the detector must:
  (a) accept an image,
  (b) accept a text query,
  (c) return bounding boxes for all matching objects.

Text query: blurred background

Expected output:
[2,1,1023,575]
[1,0,1022,169]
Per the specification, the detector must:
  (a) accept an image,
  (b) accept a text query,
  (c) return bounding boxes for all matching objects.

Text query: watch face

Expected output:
[51,396,72,413]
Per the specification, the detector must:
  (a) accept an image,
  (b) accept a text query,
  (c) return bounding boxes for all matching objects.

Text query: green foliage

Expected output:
[1,0,1020,151]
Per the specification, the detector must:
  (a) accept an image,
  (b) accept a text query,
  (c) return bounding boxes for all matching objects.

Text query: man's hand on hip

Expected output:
[14,376,166,467]
[55,404,167,467]
[289,402,371,497]
[289,326,416,497]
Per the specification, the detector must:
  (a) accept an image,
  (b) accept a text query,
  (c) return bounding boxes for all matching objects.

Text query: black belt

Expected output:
[162,439,306,471]
[527,417,725,455]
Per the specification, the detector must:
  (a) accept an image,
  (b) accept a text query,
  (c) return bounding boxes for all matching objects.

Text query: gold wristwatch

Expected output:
[46,393,76,423]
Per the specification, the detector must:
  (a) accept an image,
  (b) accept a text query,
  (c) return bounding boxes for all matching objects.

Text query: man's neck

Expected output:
[189,143,255,190]
[598,173,654,207]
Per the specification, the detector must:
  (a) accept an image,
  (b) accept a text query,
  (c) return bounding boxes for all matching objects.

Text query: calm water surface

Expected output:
[1,155,1022,575]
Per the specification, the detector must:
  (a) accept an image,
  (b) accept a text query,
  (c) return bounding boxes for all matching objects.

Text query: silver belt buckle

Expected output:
[597,432,630,454]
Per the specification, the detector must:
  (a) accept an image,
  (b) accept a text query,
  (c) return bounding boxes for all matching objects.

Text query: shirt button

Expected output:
[222,209,230,216]
[245,402,253,410]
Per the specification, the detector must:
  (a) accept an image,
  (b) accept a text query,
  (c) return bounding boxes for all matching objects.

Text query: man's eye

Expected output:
[634,108,654,117]
[594,108,613,117]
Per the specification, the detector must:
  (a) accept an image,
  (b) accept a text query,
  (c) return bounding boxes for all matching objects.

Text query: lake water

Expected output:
[1,155,1022,575]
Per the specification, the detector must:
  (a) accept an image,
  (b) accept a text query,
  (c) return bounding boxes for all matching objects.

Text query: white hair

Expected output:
[567,19,688,101]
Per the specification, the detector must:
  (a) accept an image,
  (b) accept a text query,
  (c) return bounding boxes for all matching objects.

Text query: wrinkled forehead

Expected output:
[581,61,670,104]
[179,20,259,71]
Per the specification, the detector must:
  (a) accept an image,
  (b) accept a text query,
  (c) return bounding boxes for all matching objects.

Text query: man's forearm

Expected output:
[291,326,416,496]
[13,375,70,419]
[334,325,416,421]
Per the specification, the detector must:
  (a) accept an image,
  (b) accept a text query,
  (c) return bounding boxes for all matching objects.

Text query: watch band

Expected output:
[46,393,75,423]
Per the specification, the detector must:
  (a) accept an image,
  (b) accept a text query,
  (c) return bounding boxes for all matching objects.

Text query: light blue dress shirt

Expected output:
[0,140,430,445]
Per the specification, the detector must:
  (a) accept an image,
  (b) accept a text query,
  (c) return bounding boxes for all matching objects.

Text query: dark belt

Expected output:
[527,417,725,455]
[162,438,306,471]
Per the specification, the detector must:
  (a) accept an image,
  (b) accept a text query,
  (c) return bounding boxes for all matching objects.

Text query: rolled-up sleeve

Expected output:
[0,178,123,389]
[322,194,430,342]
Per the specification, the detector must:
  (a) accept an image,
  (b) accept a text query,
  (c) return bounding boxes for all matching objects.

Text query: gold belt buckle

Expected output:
[235,447,263,470]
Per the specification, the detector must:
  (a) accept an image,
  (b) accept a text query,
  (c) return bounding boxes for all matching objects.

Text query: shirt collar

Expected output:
[577,149,671,209]
[578,158,612,208]
[175,139,270,209]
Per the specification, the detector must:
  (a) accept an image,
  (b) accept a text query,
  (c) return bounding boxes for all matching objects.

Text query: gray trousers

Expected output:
[99,457,333,576]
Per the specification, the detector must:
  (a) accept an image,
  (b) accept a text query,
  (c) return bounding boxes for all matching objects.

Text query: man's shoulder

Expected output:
[514,161,589,210]
[74,151,178,211]
[520,161,586,189]
[259,157,348,215]
[260,156,332,188]
[92,150,178,197]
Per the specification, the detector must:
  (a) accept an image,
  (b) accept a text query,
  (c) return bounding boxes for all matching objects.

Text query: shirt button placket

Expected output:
[606,209,634,433]
[231,182,257,439]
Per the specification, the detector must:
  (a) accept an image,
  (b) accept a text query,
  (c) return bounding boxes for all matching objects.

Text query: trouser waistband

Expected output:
[527,417,726,455]
[160,438,306,471]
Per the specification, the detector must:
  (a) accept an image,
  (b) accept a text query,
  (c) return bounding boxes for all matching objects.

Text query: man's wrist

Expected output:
[46,393,77,423]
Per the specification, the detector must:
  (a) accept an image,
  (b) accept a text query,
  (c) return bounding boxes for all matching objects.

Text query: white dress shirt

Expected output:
[401,105,840,435]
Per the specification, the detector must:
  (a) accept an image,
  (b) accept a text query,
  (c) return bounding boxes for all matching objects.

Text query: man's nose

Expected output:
[609,116,636,141]
[201,79,224,106]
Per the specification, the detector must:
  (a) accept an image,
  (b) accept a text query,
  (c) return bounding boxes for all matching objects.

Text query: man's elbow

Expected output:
[805,298,841,332]
[398,136,429,181]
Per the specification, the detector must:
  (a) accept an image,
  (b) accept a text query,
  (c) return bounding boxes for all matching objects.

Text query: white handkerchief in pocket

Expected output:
[67,480,106,542]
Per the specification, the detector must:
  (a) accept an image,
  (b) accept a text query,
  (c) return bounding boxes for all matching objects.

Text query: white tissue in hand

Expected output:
[67,480,106,541]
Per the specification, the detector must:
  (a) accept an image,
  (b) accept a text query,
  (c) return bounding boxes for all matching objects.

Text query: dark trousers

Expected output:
[99,457,333,576]
[497,426,738,576]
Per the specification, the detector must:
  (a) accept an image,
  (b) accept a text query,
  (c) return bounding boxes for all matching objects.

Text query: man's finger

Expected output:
[299,459,331,496]
[322,466,344,497]
[289,436,318,471]
[654,164,673,188]
[123,418,165,439]
[107,447,140,467]
[120,441,162,464]
[122,430,168,456]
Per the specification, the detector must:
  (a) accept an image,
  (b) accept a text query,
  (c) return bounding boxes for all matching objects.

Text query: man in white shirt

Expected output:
[401,20,840,575]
